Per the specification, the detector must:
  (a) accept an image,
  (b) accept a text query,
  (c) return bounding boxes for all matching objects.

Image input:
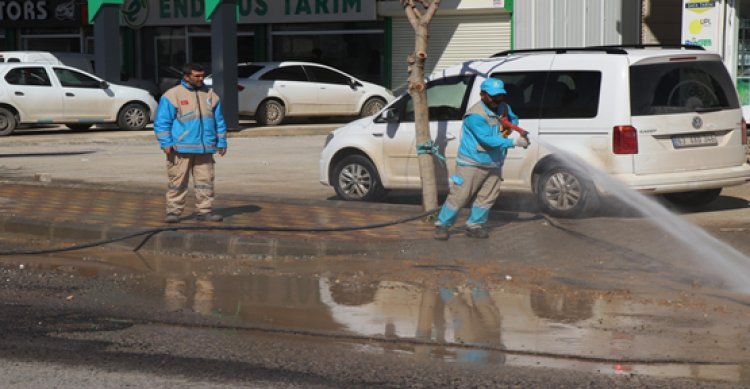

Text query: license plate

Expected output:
[671,133,718,148]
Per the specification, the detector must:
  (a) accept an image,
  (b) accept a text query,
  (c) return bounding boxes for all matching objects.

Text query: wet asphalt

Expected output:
[0,124,750,386]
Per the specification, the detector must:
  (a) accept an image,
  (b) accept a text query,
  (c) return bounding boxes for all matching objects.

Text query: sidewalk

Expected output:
[0,180,437,258]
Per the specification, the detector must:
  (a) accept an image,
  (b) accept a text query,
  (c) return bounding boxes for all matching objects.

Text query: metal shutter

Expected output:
[391,14,511,91]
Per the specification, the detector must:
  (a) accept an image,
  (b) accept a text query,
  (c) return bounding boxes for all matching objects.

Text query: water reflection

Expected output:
[6,253,750,384]
[152,272,750,384]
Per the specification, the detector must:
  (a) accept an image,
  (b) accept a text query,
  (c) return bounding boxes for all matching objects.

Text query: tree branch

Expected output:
[401,0,420,30]
[422,0,440,23]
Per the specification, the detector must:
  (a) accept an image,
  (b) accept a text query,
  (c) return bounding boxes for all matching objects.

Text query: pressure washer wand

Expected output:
[500,116,529,139]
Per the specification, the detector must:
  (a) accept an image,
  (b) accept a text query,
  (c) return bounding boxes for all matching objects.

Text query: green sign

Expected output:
[88,0,124,24]
[205,0,239,21]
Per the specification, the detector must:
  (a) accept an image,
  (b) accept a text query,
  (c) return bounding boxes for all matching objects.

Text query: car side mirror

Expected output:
[350,79,363,89]
[376,108,399,123]
[99,80,109,89]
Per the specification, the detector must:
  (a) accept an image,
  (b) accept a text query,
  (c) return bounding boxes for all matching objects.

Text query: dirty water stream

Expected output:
[531,136,750,292]
[1,249,749,385]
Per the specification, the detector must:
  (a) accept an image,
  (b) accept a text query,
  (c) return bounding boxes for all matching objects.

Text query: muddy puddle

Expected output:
[2,249,750,384]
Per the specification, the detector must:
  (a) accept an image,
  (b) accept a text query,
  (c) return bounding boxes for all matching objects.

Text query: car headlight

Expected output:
[324,132,334,147]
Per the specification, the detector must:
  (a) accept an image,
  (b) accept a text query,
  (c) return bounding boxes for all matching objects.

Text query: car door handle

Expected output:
[66,92,75,97]
[447,132,456,140]
[372,132,383,137]
[14,91,24,96]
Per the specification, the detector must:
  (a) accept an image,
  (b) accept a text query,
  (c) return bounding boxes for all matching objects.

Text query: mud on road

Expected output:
[0,240,749,388]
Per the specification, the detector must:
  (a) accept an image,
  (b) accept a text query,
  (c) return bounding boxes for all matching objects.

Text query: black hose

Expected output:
[0,208,439,256]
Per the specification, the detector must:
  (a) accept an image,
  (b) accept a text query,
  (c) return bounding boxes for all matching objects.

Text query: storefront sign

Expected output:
[681,0,722,51]
[121,0,375,27]
[0,0,83,27]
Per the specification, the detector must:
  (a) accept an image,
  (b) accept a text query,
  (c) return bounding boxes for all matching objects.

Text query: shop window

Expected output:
[271,22,384,85]
[5,67,52,86]
[53,67,101,88]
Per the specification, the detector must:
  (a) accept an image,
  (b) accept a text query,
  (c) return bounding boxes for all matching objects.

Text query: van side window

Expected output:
[490,71,547,119]
[53,68,101,88]
[540,71,601,119]
[5,67,52,86]
[401,75,474,122]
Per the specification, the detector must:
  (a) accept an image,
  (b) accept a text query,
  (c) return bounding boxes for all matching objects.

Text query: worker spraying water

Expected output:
[434,77,529,240]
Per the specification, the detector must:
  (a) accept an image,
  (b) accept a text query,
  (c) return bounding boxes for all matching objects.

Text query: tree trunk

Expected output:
[404,0,440,212]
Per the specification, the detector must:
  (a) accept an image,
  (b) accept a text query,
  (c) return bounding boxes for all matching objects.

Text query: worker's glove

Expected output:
[514,136,530,149]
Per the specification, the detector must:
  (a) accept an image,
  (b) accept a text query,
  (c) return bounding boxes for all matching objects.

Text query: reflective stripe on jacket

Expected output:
[456,101,517,168]
[154,80,227,154]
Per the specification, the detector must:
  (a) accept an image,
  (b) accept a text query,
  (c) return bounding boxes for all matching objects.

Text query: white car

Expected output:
[0,62,157,136]
[206,61,394,125]
[320,46,750,217]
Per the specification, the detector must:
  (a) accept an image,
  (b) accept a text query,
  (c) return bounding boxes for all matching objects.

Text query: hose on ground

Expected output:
[0,208,440,256]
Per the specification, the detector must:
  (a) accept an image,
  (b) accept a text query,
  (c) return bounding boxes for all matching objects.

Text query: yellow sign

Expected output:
[684,0,716,14]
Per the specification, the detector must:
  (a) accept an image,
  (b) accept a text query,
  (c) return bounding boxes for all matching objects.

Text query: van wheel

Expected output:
[117,103,149,130]
[360,97,386,117]
[663,189,721,209]
[536,167,597,218]
[0,107,17,136]
[67,124,92,132]
[256,100,285,126]
[332,155,387,201]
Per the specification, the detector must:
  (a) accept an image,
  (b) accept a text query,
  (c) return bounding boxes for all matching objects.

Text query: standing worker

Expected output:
[154,63,227,224]
[434,77,529,240]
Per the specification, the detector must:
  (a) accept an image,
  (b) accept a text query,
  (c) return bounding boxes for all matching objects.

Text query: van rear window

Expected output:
[630,61,739,116]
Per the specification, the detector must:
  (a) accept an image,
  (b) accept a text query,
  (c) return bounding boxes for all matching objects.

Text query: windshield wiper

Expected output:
[694,107,723,113]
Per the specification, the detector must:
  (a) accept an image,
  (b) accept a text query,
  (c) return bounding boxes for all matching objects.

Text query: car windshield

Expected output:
[238,64,265,78]
[630,60,740,115]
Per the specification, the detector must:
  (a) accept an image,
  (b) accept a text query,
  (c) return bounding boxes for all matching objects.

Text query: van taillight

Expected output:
[742,118,747,145]
[613,125,638,154]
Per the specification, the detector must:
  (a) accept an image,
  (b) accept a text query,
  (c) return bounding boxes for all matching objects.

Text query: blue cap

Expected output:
[480,78,506,96]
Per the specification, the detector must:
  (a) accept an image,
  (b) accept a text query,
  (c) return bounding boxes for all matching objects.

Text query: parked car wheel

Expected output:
[257,99,285,126]
[67,124,92,132]
[536,166,597,218]
[663,188,721,208]
[117,103,149,130]
[0,107,17,136]
[332,155,387,201]
[360,97,387,117]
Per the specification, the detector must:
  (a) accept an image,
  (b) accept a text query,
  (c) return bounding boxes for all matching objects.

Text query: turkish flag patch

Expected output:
[180,100,189,105]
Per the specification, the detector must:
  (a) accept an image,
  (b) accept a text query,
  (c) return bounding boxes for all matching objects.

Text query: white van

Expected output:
[319,46,750,217]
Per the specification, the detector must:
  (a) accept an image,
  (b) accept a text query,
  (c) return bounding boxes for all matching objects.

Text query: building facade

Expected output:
[3,0,748,102]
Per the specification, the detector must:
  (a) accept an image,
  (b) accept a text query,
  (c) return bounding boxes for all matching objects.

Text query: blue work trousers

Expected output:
[436,164,503,228]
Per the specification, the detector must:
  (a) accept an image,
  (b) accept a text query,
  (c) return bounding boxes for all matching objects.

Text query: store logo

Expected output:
[122,0,148,28]
[0,0,49,21]
[55,0,75,21]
